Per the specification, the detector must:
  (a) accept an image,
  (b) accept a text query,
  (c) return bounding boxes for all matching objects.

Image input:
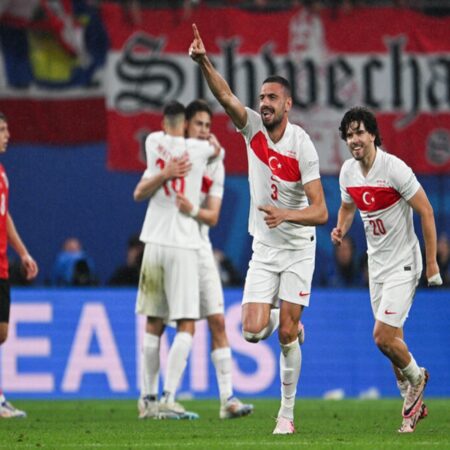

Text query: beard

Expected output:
[262,113,283,131]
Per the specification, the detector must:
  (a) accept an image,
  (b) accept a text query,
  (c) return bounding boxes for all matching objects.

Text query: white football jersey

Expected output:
[340,149,422,282]
[240,107,321,249]
[139,131,215,249]
[199,156,225,245]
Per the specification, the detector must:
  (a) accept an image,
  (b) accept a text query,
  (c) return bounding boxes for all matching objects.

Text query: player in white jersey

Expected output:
[175,99,253,419]
[331,107,442,433]
[189,25,328,434]
[134,101,220,420]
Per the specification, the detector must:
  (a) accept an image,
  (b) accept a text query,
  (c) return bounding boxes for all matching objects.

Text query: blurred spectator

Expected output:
[50,237,98,286]
[320,235,362,287]
[213,248,243,287]
[108,234,144,286]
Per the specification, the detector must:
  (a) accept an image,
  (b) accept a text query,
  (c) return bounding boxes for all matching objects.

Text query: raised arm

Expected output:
[331,201,356,245]
[189,24,247,130]
[407,187,441,283]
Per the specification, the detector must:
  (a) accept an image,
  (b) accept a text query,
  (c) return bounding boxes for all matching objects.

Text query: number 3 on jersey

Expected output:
[156,158,185,196]
[271,183,278,200]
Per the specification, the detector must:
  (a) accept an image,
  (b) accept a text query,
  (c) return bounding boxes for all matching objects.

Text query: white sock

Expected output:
[278,338,301,420]
[400,354,422,386]
[211,347,233,404]
[163,331,193,402]
[140,333,160,399]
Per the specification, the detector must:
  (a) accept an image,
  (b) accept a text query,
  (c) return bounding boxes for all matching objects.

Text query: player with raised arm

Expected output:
[0,112,39,418]
[176,99,253,419]
[189,25,328,434]
[134,101,220,420]
[332,106,442,433]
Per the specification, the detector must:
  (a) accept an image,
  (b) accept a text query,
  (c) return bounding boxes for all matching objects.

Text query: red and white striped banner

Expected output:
[91,5,450,173]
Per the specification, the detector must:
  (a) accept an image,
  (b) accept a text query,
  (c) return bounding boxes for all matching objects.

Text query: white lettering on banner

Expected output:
[225,304,276,393]
[1,303,53,392]
[135,307,277,395]
[190,320,208,391]
[62,303,128,392]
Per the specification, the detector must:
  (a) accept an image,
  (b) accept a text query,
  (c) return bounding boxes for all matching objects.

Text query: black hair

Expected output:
[262,75,291,96]
[186,99,212,121]
[0,112,7,122]
[163,101,185,118]
[339,107,382,147]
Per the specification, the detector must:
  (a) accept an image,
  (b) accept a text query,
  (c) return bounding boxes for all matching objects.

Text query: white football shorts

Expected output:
[242,239,315,307]
[369,273,420,328]
[198,243,224,318]
[135,243,200,321]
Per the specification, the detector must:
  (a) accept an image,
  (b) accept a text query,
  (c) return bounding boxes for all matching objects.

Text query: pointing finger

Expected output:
[192,23,200,39]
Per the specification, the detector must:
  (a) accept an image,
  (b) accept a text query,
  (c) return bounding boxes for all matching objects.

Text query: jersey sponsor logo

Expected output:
[250,132,301,182]
[347,186,401,212]
[384,309,398,315]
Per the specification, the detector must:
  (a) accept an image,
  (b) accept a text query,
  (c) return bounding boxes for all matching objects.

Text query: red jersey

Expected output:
[0,164,9,278]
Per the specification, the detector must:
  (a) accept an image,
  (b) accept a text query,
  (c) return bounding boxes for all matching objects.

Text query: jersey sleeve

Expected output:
[239,107,260,142]
[144,132,162,177]
[299,133,321,185]
[389,156,421,201]
[207,160,225,199]
[339,162,354,204]
[187,138,215,161]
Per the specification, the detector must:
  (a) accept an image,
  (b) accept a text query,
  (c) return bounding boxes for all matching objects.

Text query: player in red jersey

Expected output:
[0,112,38,418]
[332,107,442,433]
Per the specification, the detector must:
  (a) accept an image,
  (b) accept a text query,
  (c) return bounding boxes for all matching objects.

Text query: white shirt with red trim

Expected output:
[340,149,422,282]
[239,107,321,249]
[139,131,215,249]
[199,157,225,244]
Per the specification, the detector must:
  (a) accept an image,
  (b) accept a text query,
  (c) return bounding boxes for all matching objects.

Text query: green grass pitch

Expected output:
[1,399,449,449]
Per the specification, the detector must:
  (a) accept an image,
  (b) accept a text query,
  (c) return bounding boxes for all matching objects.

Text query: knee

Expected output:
[208,314,226,336]
[373,330,391,353]
[278,323,297,345]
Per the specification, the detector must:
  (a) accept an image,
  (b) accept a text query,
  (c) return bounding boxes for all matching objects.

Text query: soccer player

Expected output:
[0,112,39,418]
[175,99,253,419]
[134,101,220,419]
[189,25,328,434]
[331,106,442,433]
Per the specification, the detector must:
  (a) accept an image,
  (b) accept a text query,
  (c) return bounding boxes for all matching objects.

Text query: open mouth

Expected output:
[261,109,274,120]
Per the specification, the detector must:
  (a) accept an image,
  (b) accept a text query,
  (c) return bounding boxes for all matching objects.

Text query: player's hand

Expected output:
[21,254,38,280]
[331,227,343,245]
[426,261,443,286]
[176,193,193,215]
[189,23,206,62]
[258,205,286,228]
[164,155,192,179]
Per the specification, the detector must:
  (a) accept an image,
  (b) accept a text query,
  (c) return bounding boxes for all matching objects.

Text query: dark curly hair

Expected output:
[339,107,382,147]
